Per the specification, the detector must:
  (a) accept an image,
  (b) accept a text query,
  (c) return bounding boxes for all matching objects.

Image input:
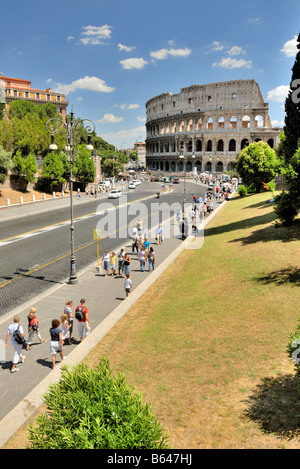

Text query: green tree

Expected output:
[24,153,38,184]
[0,146,12,184]
[236,141,281,193]
[73,145,95,186]
[283,32,300,163]
[41,152,65,191]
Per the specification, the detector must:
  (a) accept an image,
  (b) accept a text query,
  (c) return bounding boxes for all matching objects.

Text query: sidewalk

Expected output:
[0,188,231,448]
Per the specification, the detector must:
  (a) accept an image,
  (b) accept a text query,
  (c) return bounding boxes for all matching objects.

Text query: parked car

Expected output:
[108,189,122,199]
[128,182,136,189]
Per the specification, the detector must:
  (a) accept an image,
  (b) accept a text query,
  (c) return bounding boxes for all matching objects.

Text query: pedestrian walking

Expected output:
[60,313,71,345]
[124,273,132,297]
[110,251,117,276]
[144,237,150,253]
[49,319,65,369]
[118,248,125,276]
[5,316,26,373]
[27,307,45,349]
[123,253,131,276]
[131,226,138,254]
[75,298,91,342]
[156,225,163,245]
[64,300,74,343]
[148,247,156,272]
[102,249,110,277]
[138,248,146,272]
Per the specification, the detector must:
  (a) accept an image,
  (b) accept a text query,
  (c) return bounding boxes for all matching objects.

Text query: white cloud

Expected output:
[46,78,52,84]
[118,43,136,52]
[137,116,146,122]
[271,119,284,127]
[281,35,298,57]
[120,57,148,69]
[120,103,140,110]
[98,113,124,123]
[150,47,191,60]
[127,103,140,110]
[101,126,145,143]
[248,18,260,24]
[80,25,112,45]
[227,46,245,56]
[213,57,252,69]
[207,41,224,52]
[53,76,115,94]
[67,36,74,42]
[267,85,289,102]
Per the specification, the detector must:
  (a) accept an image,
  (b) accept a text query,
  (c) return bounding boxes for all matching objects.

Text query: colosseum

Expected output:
[145,79,281,174]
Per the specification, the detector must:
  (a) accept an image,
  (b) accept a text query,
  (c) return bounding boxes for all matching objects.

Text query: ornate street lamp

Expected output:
[46,108,95,284]
[178,144,195,239]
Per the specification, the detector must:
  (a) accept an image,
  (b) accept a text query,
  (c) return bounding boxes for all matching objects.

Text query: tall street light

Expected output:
[178,144,195,239]
[46,108,95,285]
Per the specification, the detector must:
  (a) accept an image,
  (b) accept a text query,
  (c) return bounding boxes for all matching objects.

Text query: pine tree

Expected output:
[283,32,300,163]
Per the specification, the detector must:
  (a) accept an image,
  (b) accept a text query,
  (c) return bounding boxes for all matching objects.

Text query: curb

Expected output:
[0,193,233,448]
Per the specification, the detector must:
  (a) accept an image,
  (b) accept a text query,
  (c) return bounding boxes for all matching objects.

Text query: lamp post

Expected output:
[178,145,195,239]
[46,109,95,285]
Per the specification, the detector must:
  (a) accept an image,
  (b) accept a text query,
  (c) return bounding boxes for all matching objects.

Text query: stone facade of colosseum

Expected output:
[145,79,281,174]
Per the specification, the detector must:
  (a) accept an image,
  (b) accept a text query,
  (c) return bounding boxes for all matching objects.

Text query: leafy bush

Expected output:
[274,191,299,226]
[238,185,248,197]
[27,357,169,449]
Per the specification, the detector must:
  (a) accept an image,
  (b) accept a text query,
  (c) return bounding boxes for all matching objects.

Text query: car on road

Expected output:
[132,179,141,185]
[173,177,180,184]
[128,182,136,189]
[108,189,122,199]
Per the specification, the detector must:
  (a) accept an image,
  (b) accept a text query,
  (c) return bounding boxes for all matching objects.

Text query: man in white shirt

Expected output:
[131,226,138,254]
[5,316,26,373]
[156,225,163,245]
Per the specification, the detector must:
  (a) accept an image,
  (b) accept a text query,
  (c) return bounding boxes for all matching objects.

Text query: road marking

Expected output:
[0,194,154,248]
[0,201,174,290]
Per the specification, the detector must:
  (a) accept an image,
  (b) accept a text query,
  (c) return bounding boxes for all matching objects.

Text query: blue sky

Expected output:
[0,0,299,149]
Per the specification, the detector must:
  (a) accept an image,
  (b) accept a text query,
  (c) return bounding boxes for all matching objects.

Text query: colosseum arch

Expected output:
[241,138,249,150]
[218,117,225,128]
[230,116,237,129]
[216,161,223,173]
[217,139,224,152]
[207,117,213,130]
[197,118,203,130]
[255,115,264,128]
[242,116,251,129]
[206,140,213,152]
[229,139,236,152]
[188,119,193,132]
[196,139,202,151]
[195,160,202,172]
[205,160,212,172]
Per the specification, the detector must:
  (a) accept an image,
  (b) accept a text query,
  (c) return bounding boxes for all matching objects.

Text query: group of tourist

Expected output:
[4,298,91,372]
[4,220,163,374]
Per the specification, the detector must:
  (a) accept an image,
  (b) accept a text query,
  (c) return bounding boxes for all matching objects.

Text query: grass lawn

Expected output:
[85,191,300,449]
[4,190,300,449]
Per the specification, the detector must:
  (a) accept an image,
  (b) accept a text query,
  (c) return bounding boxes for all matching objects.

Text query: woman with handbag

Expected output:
[27,307,45,349]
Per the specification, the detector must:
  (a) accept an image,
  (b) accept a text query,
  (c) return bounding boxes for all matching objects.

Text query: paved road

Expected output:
[0,180,210,316]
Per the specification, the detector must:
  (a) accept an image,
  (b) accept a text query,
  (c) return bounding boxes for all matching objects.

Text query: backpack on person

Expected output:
[13,325,25,345]
[75,306,85,321]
